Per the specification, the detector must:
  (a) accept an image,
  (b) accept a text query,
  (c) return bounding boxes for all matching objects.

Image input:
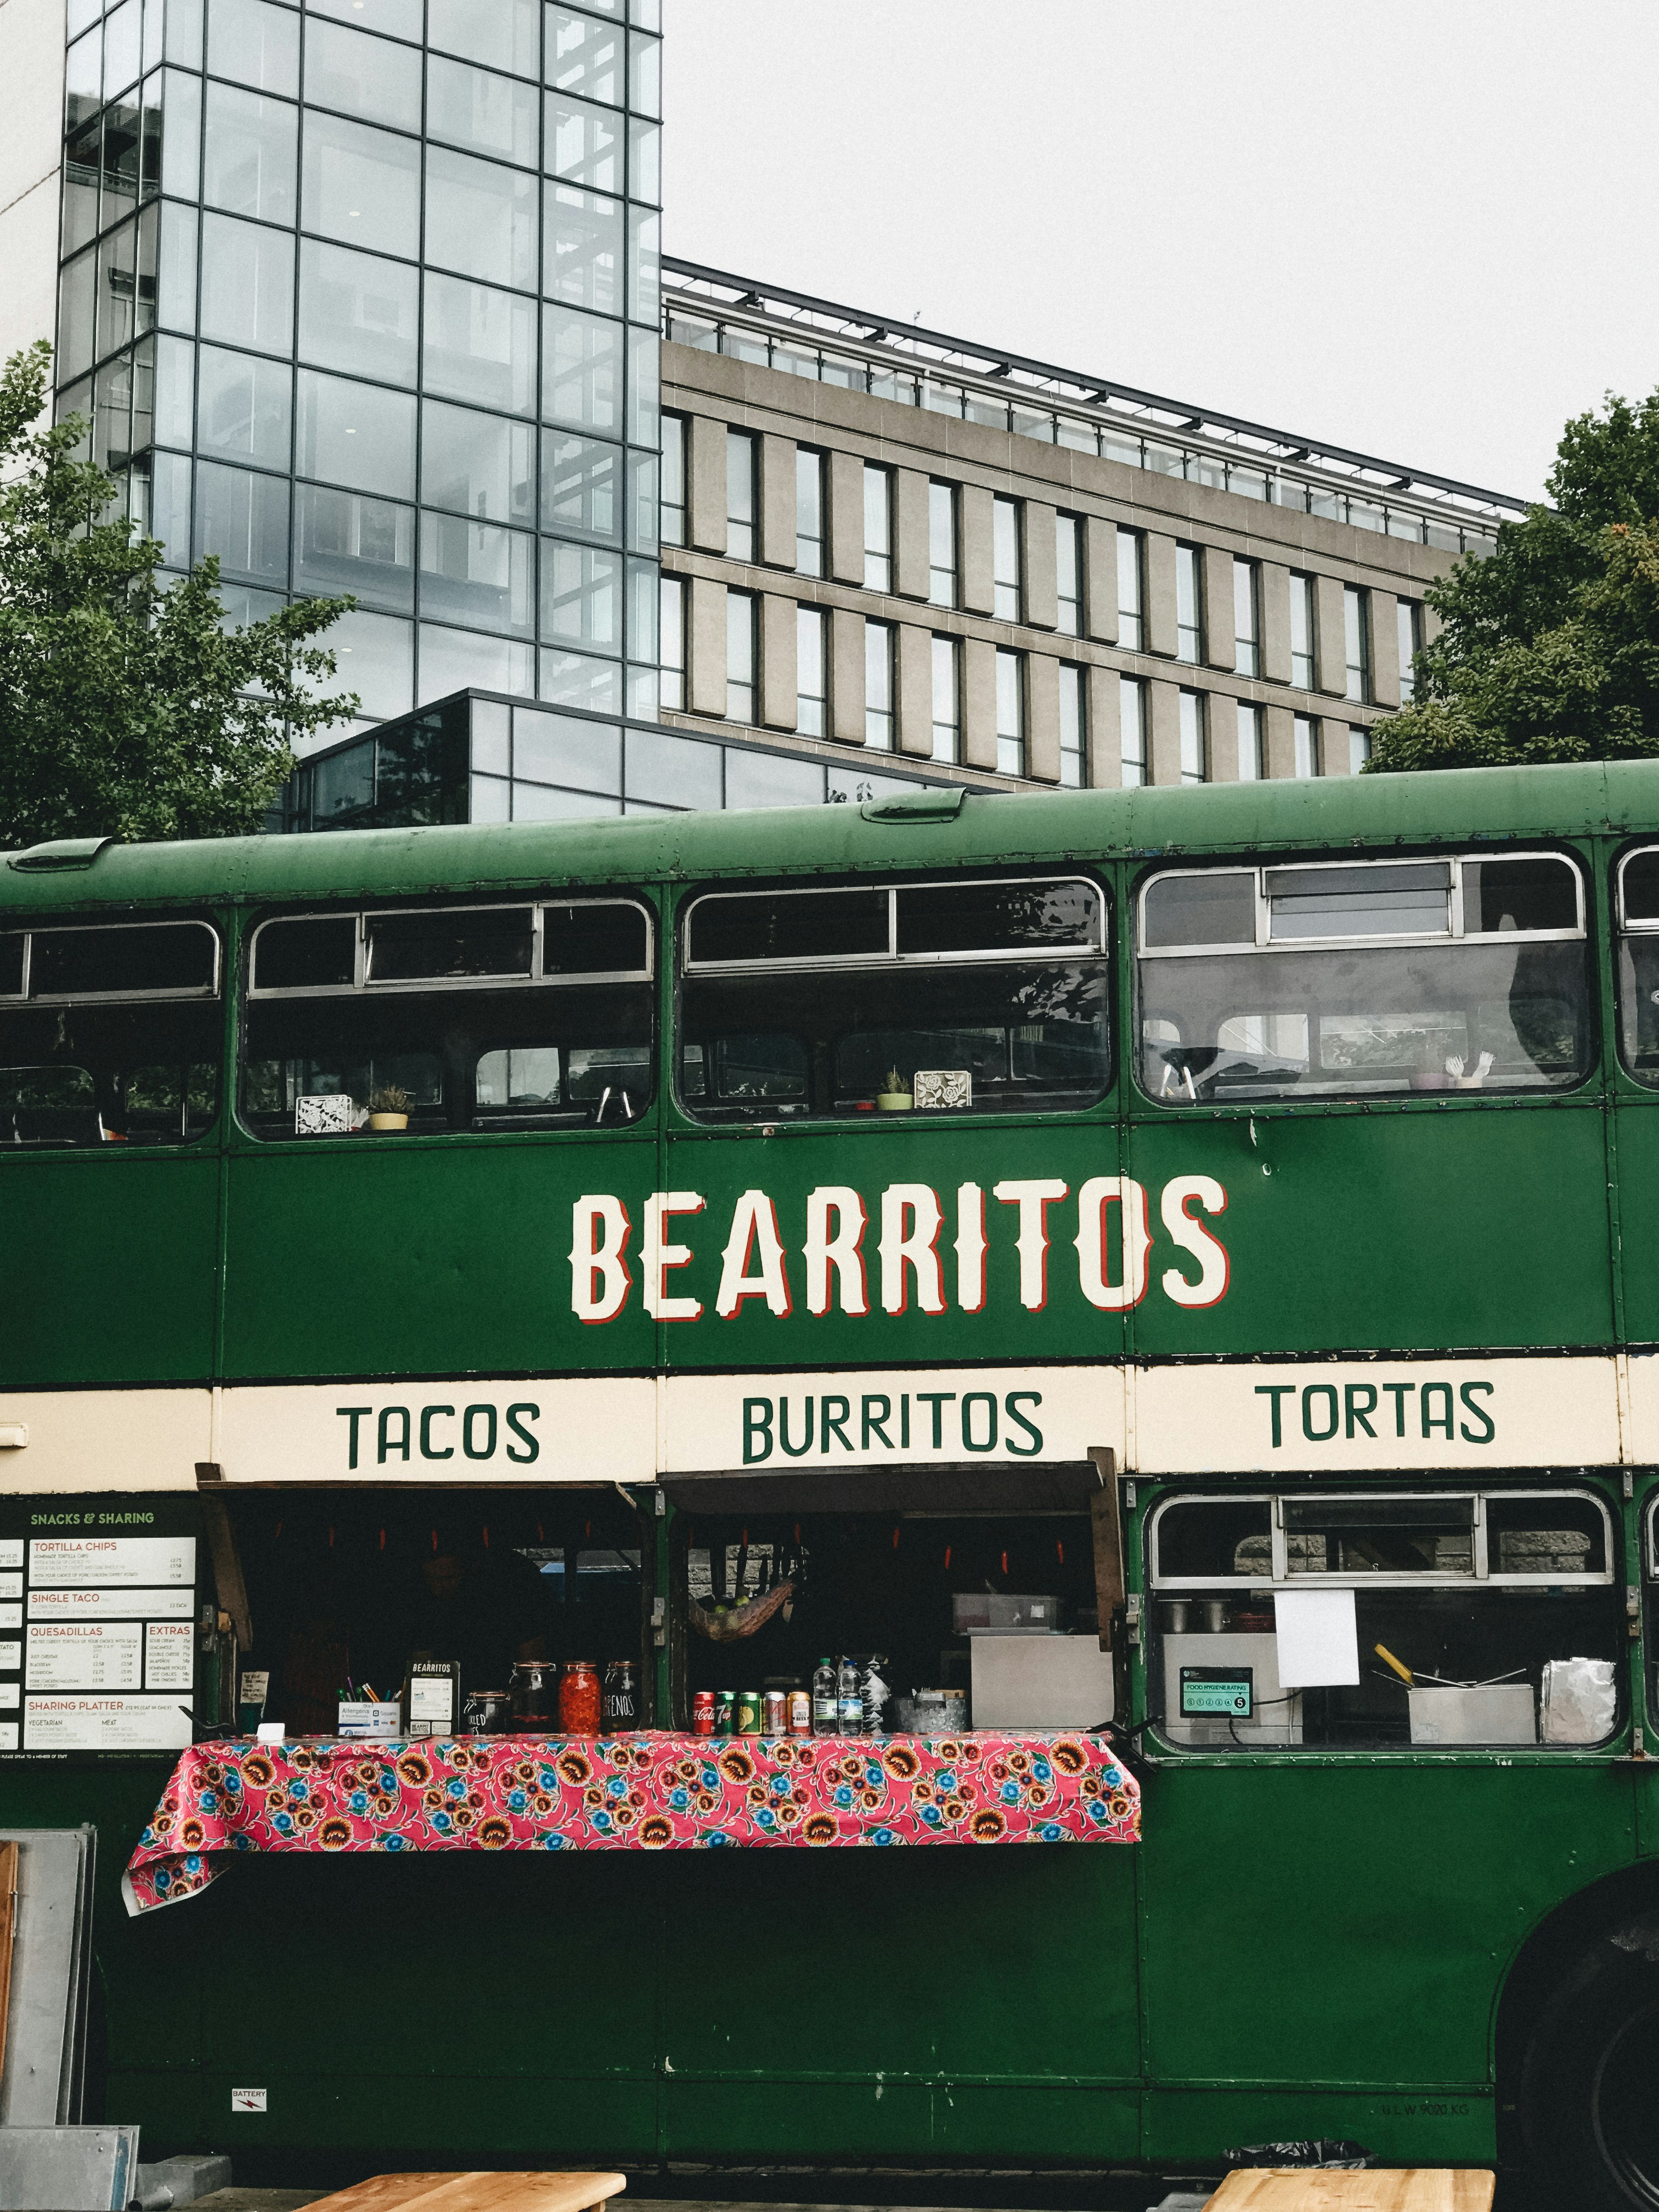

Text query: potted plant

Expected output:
[876,1066,913,1114]
[366,1084,411,1132]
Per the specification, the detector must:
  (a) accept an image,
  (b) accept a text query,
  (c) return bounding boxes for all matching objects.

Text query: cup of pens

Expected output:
[337,1682,403,1739]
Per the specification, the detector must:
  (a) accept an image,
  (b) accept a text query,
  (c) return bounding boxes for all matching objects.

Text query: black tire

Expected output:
[1520,1935,1659,2208]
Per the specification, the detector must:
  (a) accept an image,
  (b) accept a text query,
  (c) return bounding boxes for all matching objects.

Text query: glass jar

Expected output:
[558,1659,601,1735]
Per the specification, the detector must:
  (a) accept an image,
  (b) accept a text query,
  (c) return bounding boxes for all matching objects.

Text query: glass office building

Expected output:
[56,0,662,746]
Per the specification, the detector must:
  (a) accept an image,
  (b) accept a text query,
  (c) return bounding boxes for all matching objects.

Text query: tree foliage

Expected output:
[1368,391,1659,772]
[0,340,357,847]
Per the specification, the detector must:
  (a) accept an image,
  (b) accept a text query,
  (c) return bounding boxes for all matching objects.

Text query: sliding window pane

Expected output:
[726,590,757,721]
[302,112,420,260]
[1117,528,1143,652]
[541,302,622,434]
[202,213,296,353]
[202,82,295,223]
[420,514,534,634]
[540,432,620,541]
[293,482,415,608]
[545,5,622,104]
[298,238,417,382]
[1180,690,1207,783]
[296,368,415,499]
[543,183,622,312]
[796,605,827,737]
[546,93,622,190]
[865,620,894,749]
[929,481,956,608]
[1235,699,1262,781]
[426,273,536,415]
[428,56,538,165]
[1120,675,1147,787]
[426,146,537,291]
[303,18,421,130]
[421,399,535,526]
[428,0,539,77]
[1059,663,1086,787]
[196,344,291,469]
[930,634,958,763]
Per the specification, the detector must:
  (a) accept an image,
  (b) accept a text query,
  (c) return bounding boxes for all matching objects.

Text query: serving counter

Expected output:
[122,1729,1141,1913]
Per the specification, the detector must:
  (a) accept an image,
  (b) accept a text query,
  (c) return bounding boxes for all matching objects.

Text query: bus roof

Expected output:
[5,757,1659,913]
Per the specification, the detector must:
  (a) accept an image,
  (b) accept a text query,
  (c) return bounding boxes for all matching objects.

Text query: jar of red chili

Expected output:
[558,1659,602,1734]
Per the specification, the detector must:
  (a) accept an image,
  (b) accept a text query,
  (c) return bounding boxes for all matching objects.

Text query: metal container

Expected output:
[763,1689,787,1735]
[1161,1600,1193,1635]
[893,1690,968,1735]
[736,1688,763,1735]
[1199,1599,1231,1634]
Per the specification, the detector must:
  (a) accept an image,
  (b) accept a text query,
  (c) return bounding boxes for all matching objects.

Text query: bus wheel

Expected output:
[1521,1936,1659,2207]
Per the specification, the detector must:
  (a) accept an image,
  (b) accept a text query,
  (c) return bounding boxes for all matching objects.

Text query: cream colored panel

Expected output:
[0,1392,211,1493]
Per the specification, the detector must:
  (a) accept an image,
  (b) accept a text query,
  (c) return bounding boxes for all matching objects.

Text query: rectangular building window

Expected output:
[1398,598,1422,703]
[996,647,1025,775]
[1118,528,1144,651]
[1056,513,1083,636]
[863,463,892,592]
[1179,688,1207,783]
[993,495,1022,621]
[659,573,685,709]
[931,635,960,763]
[1233,557,1260,678]
[928,480,957,607]
[1290,572,1314,689]
[726,588,755,721]
[1176,543,1202,664]
[1294,713,1318,779]
[1344,584,1371,703]
[1059,663,1086,787]
[726,428,756,563]
[796,604,828,737]
[1120,674,1147,787]
[865,618,894,748]
[796,447,825,577]
[1349,723,1372,774]
[661,413,686,546]
[1235,700,1262,781]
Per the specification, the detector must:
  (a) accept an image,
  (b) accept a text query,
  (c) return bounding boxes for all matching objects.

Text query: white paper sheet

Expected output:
[1274,1587,1361,1686]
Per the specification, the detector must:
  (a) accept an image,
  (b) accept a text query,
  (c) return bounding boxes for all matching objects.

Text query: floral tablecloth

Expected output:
[122,1730,1139,1914]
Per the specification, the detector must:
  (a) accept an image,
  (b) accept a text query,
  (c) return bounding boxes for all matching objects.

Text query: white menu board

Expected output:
[0,1644,18,1670]
[27,1623,142,1691]
[28,1585,193,1622]
[0,1542,21,1570]
[29,1537,196,1588]
[144,1623,195,1691]
[24,1696,193,1752]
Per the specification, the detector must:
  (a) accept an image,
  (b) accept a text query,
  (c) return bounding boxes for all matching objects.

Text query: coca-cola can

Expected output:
[691,1690,715,1736]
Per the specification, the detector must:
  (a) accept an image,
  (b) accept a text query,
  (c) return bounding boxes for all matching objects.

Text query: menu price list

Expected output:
[0,1507,201,1755]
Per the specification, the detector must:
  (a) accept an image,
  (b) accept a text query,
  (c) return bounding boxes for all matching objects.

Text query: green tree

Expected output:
[1368,390,1659,772]
[0,339,357,847]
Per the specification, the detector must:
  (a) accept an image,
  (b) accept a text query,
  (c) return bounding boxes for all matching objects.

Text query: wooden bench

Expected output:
[1209,2170,1494,2210]
[305,2173,627,2212]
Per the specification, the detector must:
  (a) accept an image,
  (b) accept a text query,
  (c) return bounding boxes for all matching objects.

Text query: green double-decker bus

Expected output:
[9,760,1659,2203]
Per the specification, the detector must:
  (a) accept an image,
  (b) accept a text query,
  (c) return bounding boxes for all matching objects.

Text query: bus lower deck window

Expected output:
[1147,1486,1620,1752]
[1138,853,1589,1104]
[678,875,1110,1122]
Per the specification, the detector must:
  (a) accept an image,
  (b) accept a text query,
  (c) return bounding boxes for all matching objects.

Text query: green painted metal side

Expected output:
[5,765,1659,2174]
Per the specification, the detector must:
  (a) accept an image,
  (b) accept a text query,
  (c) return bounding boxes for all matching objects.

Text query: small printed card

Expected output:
[295,1094,354,1137]
[913,1069,972,1111]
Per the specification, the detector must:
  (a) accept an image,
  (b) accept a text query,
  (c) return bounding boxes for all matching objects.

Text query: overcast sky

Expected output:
[662,0,1659,505]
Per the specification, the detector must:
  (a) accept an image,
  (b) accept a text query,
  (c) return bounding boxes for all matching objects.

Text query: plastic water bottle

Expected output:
[812,1657,838,1736]
[837,1655,863,1735]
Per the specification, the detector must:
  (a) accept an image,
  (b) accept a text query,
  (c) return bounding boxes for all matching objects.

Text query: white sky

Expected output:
[662,0,1659,505]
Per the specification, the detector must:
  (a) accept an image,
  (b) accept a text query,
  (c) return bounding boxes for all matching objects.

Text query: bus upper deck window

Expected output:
[1138,851,1589,1106]
[1612,847,1659,1088]
[0,917,222,1149]
[242,898,656,1139]
[678,874,1110,1124]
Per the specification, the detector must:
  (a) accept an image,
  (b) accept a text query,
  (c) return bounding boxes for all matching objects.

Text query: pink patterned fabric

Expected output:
[122,1731,1139,1913]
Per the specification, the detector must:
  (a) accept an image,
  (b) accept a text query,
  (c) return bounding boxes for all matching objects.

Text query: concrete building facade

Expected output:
[655,261,1524,797]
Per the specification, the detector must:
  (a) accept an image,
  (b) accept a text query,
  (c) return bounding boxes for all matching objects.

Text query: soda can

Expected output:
[715,1690,737,1737]
[691,1690,715,1737]
[787,1688,811,1737]
[763,1689,787,1736]
[736,1688,763,1735]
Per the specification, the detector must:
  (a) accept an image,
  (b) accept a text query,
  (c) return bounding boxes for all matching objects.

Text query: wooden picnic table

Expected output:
[1209,2170,1494,2210]
[304,2173,627,2212]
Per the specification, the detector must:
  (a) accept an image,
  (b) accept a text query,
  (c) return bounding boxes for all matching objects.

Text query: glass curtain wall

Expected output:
[57,0,663,748]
